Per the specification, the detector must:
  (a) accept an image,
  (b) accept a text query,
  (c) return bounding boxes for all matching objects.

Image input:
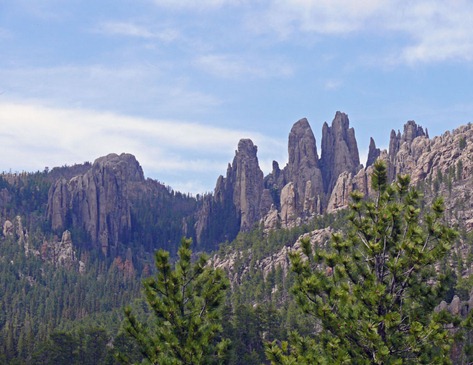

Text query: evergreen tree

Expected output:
[121,238,230,365]
[266,161,458,364]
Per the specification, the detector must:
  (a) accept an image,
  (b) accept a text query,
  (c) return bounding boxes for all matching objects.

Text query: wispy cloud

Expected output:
[249,0,385,37]
[195,53,293,79]
[96,22,179,42]
[324,79,343,91]
[151,0,246,10]
[388,1,473,64]
[252,0,473,65]
[0,101,283,194]
[0,65,221,116]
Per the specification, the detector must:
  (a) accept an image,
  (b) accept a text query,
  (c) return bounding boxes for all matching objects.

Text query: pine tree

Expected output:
[121,238,230,365]
[266,161,458,364]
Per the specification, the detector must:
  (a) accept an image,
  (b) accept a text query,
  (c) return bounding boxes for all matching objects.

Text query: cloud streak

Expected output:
[151,0,246,10]
[96,22,180,42]
[0,101,284,194]
[0,65,221,117]
[195,53,293,79]
[251,0,473,64]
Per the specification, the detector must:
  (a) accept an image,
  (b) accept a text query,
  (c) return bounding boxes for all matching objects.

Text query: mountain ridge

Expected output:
[4,112,473,257]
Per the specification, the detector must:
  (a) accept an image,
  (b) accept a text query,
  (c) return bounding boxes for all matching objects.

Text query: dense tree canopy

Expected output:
[122,238,230,365]
[267,161,459,364]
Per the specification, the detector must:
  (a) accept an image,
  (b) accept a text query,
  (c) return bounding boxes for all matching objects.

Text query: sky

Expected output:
[1,0,473,194]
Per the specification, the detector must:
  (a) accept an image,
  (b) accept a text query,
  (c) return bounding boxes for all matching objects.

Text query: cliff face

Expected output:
[47,153,144,255]
[284,118,324,216]
[230,139,265,231]
[46,153,197,255]
[195,139,267,247]
[320,111,361,193]
[195,112,366,241]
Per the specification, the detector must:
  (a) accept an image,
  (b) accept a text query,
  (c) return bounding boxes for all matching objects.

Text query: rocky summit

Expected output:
[31,112,473,254]
[47,153,145,255]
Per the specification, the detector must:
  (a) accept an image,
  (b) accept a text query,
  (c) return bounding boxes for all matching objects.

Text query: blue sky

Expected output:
[1,0,473,194]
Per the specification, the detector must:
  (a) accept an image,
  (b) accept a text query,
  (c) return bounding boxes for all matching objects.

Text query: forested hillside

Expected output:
[2,116,473,363]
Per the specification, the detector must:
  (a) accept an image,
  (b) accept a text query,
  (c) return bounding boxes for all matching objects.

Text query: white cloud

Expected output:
[324,79,343,90]
[0,65,221,116]
[96,22,179,42]
[253,0,473,64]
[387,1,473,64]
[151,0,246,10]
[250,0,386,37]
[0,101,283,193]
[195,53,293,78]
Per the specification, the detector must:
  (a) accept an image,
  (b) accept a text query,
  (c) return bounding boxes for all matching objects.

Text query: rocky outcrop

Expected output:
[195,139,267,246]
[47,153,145,255]
[57,231,75,268]
[284,118,324,215]
[263,161,285,209]
[320,112,361,193]
[212,227,333,289]
[40,230,82,271]
[261,112,362,228]
[111,248,135,278]
[366,137,380,167]
[1,216,38,257]
[326,164,376,213]
[262,205,279,232]
[325,121,473,231]
[396,123,473,229]
[39,114,473,255]
[388,121,427,180]
[231,139,265,231]
[3,219,13,236]
[280,182,297,228]
[326,171,353,213]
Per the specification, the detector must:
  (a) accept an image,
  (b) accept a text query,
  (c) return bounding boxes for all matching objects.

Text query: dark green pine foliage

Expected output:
[122,238,230,365]
[266,161,459,364]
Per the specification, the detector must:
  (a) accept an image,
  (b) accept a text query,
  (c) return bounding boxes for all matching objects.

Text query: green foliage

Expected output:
[31,327,117,365]
[122,238,230,364]
[0,233,141,364]
[267,161,459,364]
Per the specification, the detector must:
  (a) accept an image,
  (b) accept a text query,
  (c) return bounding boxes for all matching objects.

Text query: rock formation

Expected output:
[212,227,332,288]
[40,230,83,271]
[35,113,473,255]
[320,111,361,193]
[230,139,266,231]
[284,118,324,215]
[366,137,380,167]
[3,219,13,236]
[280,182,297,228]
[388,121,427,180]
[47,153,146,255]
[195,139,268,246]
[54,230,76,269]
